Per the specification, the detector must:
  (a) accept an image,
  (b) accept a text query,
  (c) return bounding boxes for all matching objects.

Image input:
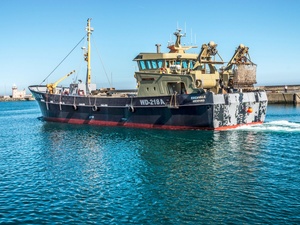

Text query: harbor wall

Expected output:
[0,95,34,102]
[259,85,300,104]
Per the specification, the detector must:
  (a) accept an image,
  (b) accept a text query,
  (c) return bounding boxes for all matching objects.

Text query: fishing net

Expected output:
[233,64,257,88]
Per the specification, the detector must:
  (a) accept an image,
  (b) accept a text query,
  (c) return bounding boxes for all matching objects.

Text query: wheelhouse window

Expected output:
[139,61,146,70]
[146,60,152,69]
[138,60,165,70]
[189,60,195,69]
[151,60,158,69]
[139,59,197,71]
[182,60,188,69]
[157,60,163,68]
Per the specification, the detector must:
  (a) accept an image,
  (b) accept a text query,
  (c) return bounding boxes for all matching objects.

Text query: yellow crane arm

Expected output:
[225,44,252,70]
[47,70,75,94]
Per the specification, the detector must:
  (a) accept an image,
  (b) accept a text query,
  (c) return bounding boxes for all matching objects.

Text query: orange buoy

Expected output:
[247,107,253,113]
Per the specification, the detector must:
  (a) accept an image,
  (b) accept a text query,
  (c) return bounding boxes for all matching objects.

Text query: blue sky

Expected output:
[1,0,300,95]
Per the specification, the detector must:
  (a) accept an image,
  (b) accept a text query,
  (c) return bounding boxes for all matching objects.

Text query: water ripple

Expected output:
[0,102,300,224]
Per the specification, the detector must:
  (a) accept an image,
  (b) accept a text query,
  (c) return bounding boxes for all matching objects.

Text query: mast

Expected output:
[86,18,94,85]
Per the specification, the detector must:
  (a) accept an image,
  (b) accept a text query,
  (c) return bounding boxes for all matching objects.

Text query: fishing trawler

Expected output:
[29,19,267,130]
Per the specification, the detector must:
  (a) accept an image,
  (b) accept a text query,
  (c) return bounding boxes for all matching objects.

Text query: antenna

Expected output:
[111,72,113,88]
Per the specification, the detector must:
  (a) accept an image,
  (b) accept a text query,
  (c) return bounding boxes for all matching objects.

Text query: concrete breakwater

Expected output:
[0,96,34,102]
[259,85,300,104]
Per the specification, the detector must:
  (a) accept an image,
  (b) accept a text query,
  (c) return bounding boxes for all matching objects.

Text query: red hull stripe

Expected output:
[214,121,263,130]
[44,117,263,131]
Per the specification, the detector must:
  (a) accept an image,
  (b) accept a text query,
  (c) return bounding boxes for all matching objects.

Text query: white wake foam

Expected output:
[235,120,300,132]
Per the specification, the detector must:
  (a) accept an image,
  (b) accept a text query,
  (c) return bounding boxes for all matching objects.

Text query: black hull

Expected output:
[29,85,268,130]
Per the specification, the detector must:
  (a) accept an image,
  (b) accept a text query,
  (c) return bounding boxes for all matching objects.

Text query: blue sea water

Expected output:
[0,101,299,224]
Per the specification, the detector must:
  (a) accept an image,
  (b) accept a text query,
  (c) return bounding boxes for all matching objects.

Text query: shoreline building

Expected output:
[12,84,26,98]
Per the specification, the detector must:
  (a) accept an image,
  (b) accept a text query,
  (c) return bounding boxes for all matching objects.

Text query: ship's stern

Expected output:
[212,91,268,130]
